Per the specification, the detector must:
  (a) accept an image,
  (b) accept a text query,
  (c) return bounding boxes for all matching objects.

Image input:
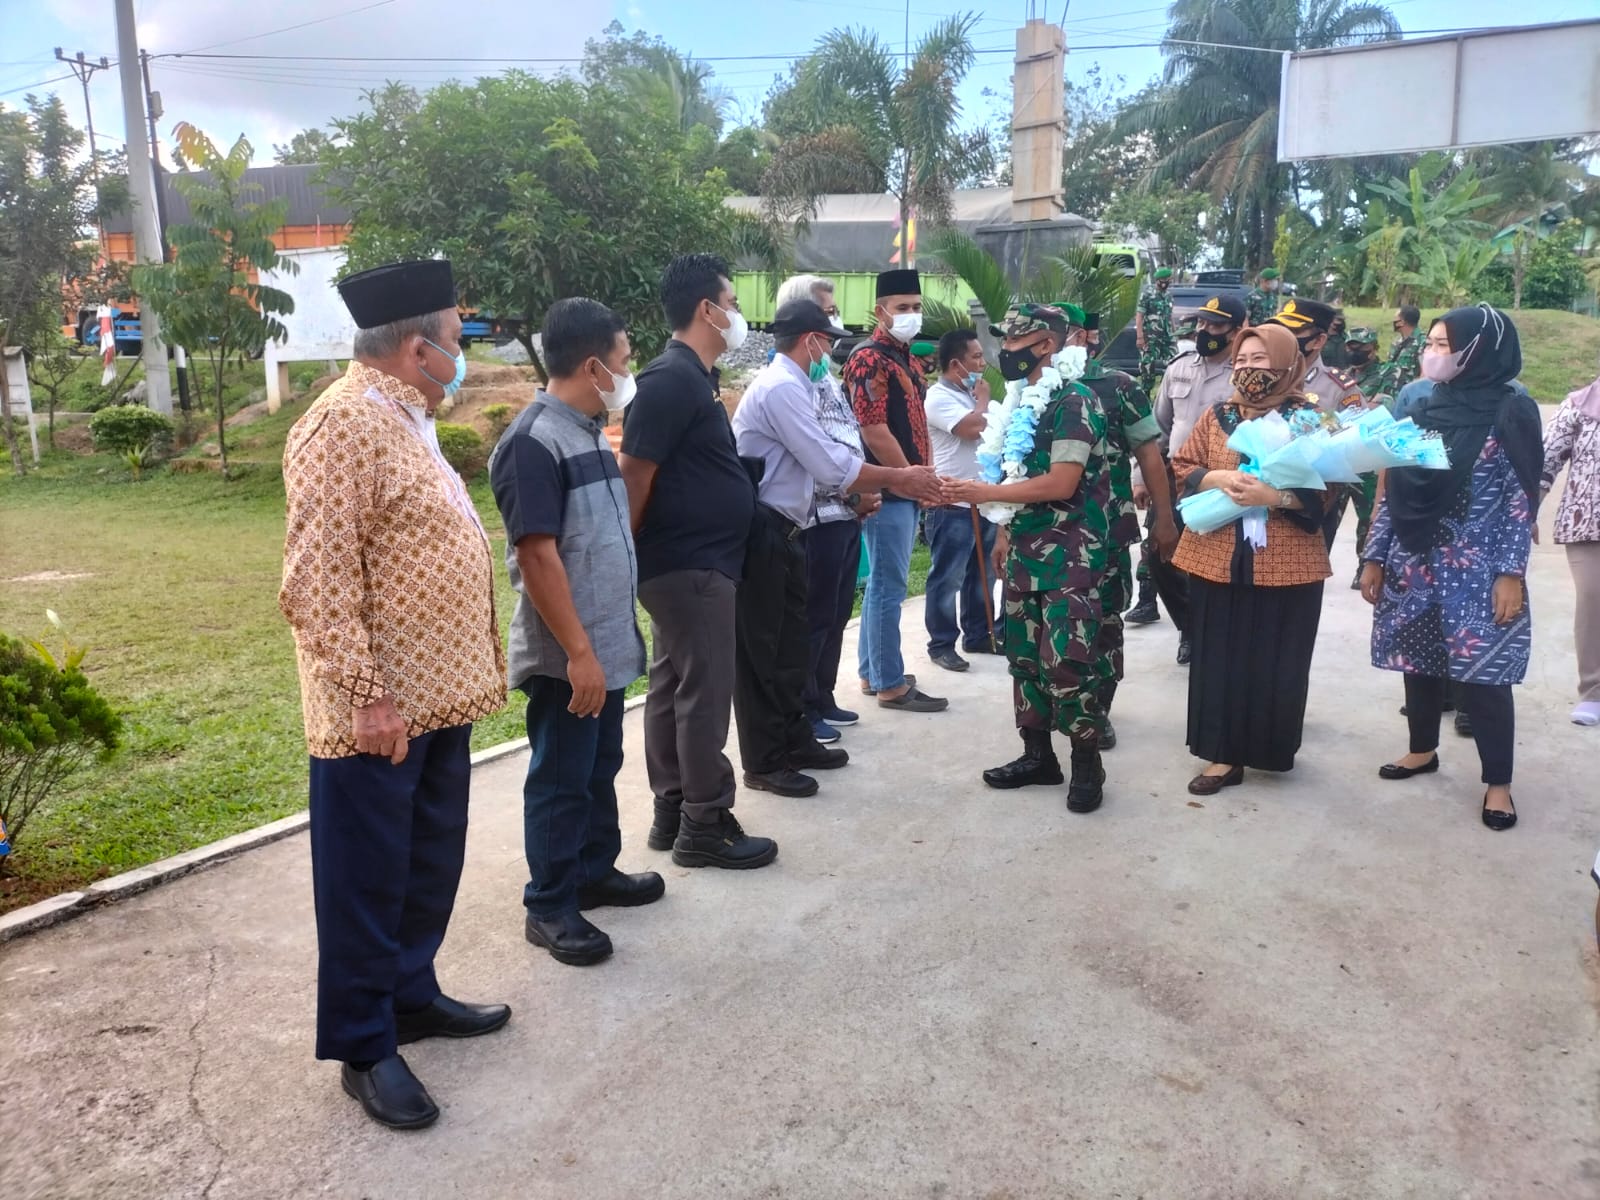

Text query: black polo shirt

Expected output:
[623,338,756,584]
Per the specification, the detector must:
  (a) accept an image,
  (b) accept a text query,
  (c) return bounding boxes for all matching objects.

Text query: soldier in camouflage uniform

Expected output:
[1245,267,1281,326]
[1377,304,1423,396]
[1071,305,1176,752]
[1136,267,1177,392]
[942,303,1115,813]
[1321,311,1349,369]
[1344,326,1387,588]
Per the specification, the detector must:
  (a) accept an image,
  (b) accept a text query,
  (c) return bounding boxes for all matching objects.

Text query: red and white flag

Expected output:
[97,305,115,385]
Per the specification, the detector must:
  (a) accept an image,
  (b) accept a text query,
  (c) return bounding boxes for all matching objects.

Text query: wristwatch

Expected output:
[846,492,862,509]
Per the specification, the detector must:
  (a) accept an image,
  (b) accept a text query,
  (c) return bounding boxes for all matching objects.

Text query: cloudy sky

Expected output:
[3,0,1595,168]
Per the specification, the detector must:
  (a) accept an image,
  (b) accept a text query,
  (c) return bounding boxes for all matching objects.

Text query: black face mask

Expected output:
[1195,329,1230,358]
[997,342,1047,381]
[1347,347,1373,364]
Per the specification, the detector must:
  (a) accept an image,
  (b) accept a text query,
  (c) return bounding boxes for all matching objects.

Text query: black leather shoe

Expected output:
[672,811,778,869]
[930,648,970,672]
[395,996,511,1044]
[1066,745,1105,813]
[1187,765,1243,795]
[576,869,665,911]
[525,911,613,966]
[744,768,819,797]
[646,800,681,852]
[1100,718,1117,751]
[1482,792,1517,831]
[963,638,1003,656]
[787,742,849,771]
[341,1055,438,1130]
[982,729,1063,790]
[1378,754,1439,781]
[1175,635,1192,665]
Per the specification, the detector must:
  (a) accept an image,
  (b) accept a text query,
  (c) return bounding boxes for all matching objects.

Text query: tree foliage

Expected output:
[325,75,746,373]
[1101,184,1210,269]
[273,128,337,165]
[132,124,296,478]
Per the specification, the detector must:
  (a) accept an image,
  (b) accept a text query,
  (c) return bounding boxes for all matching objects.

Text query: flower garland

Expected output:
[973,344,1088,525]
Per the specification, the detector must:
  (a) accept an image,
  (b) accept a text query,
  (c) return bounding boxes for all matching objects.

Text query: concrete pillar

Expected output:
[1010,21,1067,224]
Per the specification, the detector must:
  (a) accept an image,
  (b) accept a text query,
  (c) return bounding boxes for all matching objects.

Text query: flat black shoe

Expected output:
[962,638,1003,656]
[672,811,778,870]
[525,911,613,966]
[930,648,970,672]
[1481,792,1517,831]
[1378,754,1439,781]
[341,1055,438,1130]
[1175,636,1192,665]
[646,800,680,852]
[743,768,819,797]
[1187,765,1243,796]
[787,742,849,771]
[576,869,665,911]
[395,996,511,1044]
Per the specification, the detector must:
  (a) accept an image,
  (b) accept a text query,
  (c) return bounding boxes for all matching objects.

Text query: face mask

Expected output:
[965,371,983,391]
[828,314,846,333]
[1420,349,1465,383]
[997,344,1046,382]
[1347,348,1373,364]
[884,311,922,343]
[806,338,830,383]
[1231,366,1284,404]
[597,363,636,412]
[421,337,467,398]
[709,302,748,353]
[1195,330,1230,358]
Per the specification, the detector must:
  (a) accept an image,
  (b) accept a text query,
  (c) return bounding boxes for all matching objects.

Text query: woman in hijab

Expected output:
[1359,304,1542,830]
[1540,350,1600,727]
[1170,323,1333,796]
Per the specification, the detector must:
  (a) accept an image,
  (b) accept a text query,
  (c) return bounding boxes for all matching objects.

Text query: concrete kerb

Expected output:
[0,694,653,945]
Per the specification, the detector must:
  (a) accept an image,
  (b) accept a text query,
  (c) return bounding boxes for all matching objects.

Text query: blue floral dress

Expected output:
[1364,431,1534,684]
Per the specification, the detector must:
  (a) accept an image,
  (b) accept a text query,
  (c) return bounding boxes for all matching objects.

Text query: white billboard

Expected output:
[262,246,353,412]
[1279,20,1600,162]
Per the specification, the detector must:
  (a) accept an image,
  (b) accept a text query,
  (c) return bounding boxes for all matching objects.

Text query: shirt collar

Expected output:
[773,352,812,387]
[666,336,719,386]
[349,360,433,412]
[537,390,607,432]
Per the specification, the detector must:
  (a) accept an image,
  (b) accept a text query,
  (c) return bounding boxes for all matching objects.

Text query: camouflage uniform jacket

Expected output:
[1137,289,1176,355]
[1245,287,1278,326]
[1006,381,1112,594]
[1377,331,1422,396]
[1353,361,1388,408]
[1080,359,1161,550]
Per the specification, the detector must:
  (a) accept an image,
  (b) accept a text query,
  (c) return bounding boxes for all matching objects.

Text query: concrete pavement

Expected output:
[2,523,1598,1200]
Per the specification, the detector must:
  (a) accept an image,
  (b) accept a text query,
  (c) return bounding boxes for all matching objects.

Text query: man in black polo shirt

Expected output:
[620,254,777,871]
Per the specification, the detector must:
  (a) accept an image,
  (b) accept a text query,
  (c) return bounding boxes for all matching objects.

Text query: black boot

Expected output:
[1125,579,1160,625]
[1098,684,1118,751]
[982,728,1064,790]
[646,799,680,852]
[1066,741,1105,813]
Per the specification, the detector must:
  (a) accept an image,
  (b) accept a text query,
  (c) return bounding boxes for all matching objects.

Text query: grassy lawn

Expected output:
[0,394,933,913]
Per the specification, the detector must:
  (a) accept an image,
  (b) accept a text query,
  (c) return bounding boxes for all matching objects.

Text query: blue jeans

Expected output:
[856,495,919,691]
[923,506,997,654]
[521,677,624,919]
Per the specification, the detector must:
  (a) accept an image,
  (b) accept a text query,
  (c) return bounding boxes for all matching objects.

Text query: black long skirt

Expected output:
[1187,578,1324,772]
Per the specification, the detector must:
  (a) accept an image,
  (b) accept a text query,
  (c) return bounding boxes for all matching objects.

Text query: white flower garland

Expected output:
[974,344,1088,525]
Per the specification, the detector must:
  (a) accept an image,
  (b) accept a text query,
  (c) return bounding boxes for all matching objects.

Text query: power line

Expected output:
[171,0,402,55]
[0,71,80,98]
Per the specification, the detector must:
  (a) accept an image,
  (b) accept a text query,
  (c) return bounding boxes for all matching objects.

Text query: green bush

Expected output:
[88,405,175,456]
[436,422,487,478]
[0,631,122,868]
[482,403,514,442]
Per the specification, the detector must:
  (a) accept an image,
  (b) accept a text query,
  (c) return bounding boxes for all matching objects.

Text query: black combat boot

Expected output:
[1066,741,1105,813]
[1098,683,1118,751]
[981,728,1064,790]
[1125,579,1160,625]
[646,799,681,851]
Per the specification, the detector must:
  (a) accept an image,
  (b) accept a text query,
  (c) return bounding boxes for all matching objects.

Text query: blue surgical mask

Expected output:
[421,337,467,398]
[965,371,982,391]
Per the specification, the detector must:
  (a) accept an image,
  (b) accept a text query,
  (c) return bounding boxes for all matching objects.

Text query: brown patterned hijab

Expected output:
[1229,324,1309,415]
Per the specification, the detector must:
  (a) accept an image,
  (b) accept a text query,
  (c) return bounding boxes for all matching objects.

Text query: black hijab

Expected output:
[1386,304,1543,555]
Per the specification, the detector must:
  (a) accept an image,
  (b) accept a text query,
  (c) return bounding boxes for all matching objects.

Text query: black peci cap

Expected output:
[875,268,921,298]
[337,259,456,329]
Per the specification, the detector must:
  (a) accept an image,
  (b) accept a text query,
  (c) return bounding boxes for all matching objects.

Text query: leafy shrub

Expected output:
[436,422,487,478]
[482,403,514,441]
[0,629,122,868]
[89,405,175,457]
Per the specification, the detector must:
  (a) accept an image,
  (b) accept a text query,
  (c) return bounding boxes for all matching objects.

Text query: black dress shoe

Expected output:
[744,767,819,796]
[1175,635,1192,665]
[787,742,849,771]
[930,648,970,672]
[576,869,665,911]
[395,996,511,1044]
[1378,754,1439,781]
[525,911,613,966]
[1187,765,1243,796]
[1481,792,1517,831]
[342,1055,439,1130]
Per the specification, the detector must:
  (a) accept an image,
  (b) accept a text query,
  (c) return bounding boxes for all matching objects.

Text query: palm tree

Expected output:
[759,16,992,262]
[1116,0,1400,268]
[1473,141,1588,308]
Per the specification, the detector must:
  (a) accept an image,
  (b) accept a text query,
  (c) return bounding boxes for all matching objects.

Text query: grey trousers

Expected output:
[1570,542,1600,703]
[638,568,738,822]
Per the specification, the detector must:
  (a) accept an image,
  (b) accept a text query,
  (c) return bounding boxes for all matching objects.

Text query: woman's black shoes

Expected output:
[1378,754,1439,780]
[1481,792,1517,831]
[1187,765,1243,796]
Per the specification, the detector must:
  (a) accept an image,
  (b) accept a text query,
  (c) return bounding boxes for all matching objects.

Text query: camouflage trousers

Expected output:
[1095,544,1134,684]
[1003,580,1116,744]
[1139,339,1176,391]
[1354,473,1379,554]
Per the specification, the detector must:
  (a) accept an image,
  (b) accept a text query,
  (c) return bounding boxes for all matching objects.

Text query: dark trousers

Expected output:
[924,506,997,654]
[1145,462,1190,633]
[1322,487,1353,552]
[309,724,472,1064]
[639,568,738,822]
[735,507,814,774]
[804,518,862,718]
[520,677,624,919]
[1404,673,1515,785]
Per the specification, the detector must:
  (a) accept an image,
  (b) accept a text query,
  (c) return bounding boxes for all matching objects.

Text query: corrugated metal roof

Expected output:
[103,163,351,234]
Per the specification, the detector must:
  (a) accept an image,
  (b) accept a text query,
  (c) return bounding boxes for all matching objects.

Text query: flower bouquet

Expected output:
[1178,411,1329,543]
[974,344,1090,526]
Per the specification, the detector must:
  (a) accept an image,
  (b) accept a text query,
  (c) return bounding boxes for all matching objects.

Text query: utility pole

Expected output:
[54,48,110,254]
[139,50,190,415]
[113,0,173,414]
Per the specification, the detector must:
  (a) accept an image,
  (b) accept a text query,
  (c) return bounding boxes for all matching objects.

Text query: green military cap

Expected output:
[1345,326,1378,346]
[1154,267,1173,280]
[909,340,938,358]
[989,302,1069,339]
[1259,267,1281,280]
[1049,302,1088,328]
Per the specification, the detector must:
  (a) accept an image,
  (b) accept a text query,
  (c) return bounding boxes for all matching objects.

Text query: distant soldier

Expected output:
[1322,311,1349,369]
[1136,267,1177,391]
[1342,326,1386,587]
[1245,268,1281,326]
[1377,304,1423,395]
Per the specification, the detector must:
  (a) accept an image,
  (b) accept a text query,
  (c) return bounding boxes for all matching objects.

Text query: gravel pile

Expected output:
[721,330,775,372]
[487,338,535,364]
